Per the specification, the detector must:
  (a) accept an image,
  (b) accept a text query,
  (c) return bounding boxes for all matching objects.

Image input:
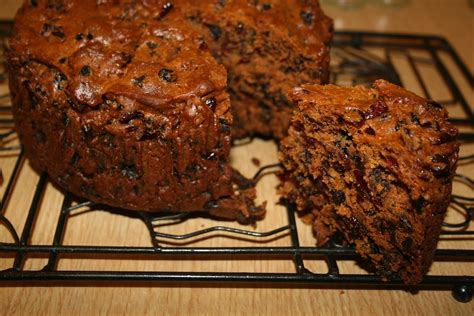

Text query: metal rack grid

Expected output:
[0,21,473,303]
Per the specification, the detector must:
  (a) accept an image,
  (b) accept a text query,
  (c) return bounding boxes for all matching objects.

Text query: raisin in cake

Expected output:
[8,0,265,222]
[179,0,333,138]
[279,80,460,284]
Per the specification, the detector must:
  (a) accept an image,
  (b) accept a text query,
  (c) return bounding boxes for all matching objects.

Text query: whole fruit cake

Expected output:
[8,0,331,220]
[278,80,460,284]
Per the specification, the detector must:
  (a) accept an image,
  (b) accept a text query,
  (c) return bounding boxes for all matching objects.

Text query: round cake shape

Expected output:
[8,0,264,221]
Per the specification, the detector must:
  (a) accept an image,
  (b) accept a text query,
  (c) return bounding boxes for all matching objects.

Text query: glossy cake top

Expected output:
[9,0,228,110]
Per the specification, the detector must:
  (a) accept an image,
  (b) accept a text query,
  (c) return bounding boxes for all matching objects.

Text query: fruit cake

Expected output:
[278,80,460,284]
[8,0,332,220]
[7,0,266,222]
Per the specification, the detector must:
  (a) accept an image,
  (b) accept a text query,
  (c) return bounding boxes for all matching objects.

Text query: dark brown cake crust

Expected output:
[8,0,265,222]
[279,80,460,284]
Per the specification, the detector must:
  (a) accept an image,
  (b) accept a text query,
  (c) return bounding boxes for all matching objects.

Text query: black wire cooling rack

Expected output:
[0,21,473,303]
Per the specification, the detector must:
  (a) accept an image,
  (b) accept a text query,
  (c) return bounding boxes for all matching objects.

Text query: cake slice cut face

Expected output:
[178,0,333,139]
[279,80,460,284]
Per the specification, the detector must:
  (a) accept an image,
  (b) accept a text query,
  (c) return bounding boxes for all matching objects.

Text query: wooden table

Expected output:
[0,1,473,315]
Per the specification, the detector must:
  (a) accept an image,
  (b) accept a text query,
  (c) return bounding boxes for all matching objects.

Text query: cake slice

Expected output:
[278,80,460,284]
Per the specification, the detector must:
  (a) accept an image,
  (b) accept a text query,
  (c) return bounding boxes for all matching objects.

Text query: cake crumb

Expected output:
[251,157,261,167]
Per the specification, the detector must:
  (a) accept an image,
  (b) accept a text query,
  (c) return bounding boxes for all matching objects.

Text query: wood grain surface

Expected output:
[0,0,473,315]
